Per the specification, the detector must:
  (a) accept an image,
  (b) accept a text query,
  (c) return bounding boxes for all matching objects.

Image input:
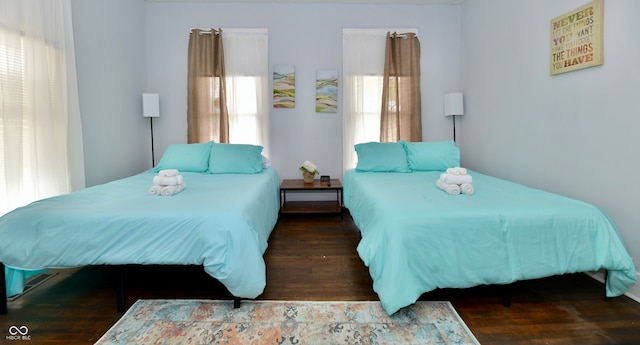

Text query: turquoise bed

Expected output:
[344,141,636,315]
[0,142,280,313]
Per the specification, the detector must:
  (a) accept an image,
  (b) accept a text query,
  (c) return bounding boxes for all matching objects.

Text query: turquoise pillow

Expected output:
[208,143,264,174]
[400,140,460,171]
[153,142,212,173]
[354,142,409,172]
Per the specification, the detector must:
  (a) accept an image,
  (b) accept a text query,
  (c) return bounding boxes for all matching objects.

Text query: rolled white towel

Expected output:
[153,175,184,186]
[436,179,461,195]
[158,169,179,177]
[440,173,472,185]
[446,167,467,175]
[160,183,186,197]
[148,184,163,196]
[460,183,475,195]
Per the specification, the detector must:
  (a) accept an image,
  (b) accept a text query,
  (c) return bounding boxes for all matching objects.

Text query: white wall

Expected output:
[461,0,640,300]
[144,2,461,180]
[72,0,149,187]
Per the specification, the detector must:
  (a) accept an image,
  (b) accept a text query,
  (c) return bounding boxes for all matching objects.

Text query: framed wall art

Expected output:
[315,69,338,113]
[273,65,295,108]
[550,0,604,75]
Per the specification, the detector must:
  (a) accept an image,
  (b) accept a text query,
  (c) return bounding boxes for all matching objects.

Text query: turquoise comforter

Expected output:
[344,170,636,315]
[1,168,280,299]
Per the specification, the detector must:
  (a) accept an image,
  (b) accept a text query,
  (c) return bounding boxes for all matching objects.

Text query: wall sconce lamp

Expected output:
[143,93,160,166]
[444,93,464,142]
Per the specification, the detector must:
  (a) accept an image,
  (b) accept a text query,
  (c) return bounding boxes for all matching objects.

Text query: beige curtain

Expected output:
[187,29,229,143]
[380,32,422,142]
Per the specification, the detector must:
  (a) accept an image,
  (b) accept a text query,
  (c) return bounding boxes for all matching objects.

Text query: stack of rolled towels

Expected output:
[436,167,475,195]
[149,169,186,196]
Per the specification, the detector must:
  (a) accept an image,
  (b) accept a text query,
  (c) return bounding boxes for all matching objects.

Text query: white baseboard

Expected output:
[585,271,640,304]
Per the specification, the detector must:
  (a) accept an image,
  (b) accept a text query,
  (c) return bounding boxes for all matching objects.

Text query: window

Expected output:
[0,2,84,216]
[0,37,36,210]
[342,29,418,171]
[223,29,270,155]
[227,75,261,145]
[342,29,388,171]
[190,74,262,145]
[353,75,384,144]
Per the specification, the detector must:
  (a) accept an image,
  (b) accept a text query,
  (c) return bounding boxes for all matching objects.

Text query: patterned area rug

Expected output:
[95,300,480,345]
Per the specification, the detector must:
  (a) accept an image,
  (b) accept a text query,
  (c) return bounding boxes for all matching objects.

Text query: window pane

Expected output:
[357,75,383,143]
[227,75,259,145]
[233,76,257,115]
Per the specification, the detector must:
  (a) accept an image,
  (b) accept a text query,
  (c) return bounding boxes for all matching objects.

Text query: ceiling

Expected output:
[145,0,464,4]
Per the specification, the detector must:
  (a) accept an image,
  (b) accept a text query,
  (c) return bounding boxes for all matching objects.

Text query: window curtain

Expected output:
[342,29,387,171]
[0,0,85,297]
[187,29,229,144]
[222,29,270,157]
[0,0,85,215]
[380,32,422,142]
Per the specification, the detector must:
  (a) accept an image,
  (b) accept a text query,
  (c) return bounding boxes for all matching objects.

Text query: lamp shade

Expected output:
[444,93,464,117]
[143,93,160,118]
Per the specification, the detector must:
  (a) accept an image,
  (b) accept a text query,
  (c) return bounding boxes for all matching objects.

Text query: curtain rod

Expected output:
[388,32,417,39]
[191,28,221,35]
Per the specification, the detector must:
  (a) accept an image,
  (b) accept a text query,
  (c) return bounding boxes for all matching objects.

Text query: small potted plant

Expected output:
[299,160,319,184]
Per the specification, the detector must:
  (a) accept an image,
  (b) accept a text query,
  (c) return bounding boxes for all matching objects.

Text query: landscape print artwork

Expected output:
[273,65,295,108]
[316,69,338,113]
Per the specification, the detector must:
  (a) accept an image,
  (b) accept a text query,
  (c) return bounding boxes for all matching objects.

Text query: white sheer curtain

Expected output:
[342,29,390,172]
[222,29,270,157]
[0,0,85,216]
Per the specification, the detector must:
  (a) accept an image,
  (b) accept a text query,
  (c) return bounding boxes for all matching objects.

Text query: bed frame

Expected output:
[3,262,613,315]
[1,263,6,314]
[0,262,241,314]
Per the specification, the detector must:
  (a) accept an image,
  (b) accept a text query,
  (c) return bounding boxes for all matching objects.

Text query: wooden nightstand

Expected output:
[280,179,343,217]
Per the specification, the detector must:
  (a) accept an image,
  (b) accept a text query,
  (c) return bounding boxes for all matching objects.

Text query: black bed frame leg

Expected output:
[117,266,125,312]
[233,297,241,308]
[604,270,613,301]
[1,262,7,314]
[502,284,511,307]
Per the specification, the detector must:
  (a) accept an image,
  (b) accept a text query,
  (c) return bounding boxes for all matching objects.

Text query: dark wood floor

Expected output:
[2,212,640,344]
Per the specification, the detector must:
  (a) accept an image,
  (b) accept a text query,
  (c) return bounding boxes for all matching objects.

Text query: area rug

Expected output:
[95,300,480,345]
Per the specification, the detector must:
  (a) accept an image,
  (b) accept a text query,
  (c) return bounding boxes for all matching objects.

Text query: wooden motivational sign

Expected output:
[550,0,604,75]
